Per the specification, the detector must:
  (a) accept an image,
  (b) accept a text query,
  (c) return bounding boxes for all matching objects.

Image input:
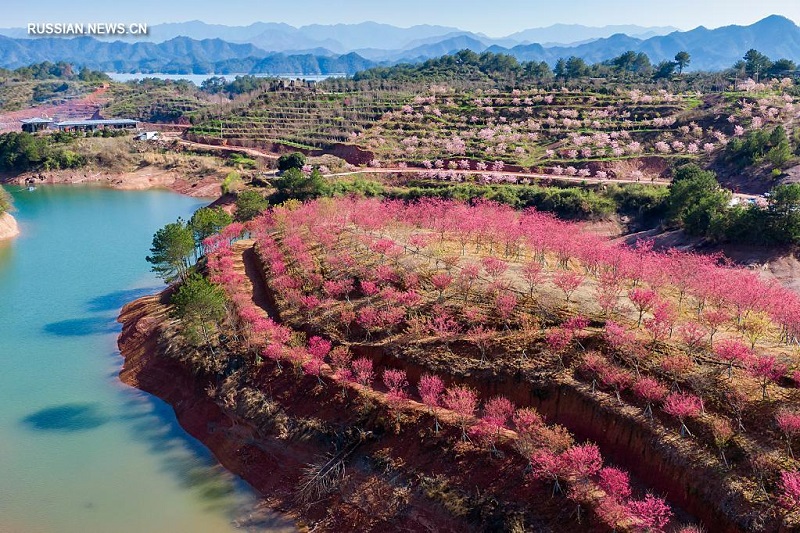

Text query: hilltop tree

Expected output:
[768,58,797,77]
[674,51,691,74]
[524,60,553,79]
[189,206,233,249]
[565,57,590,79]
[743,49,772,80]
[272,167,327,202]
[146,219,195,283]
[554,58,567,79]
[277,152,307,172]
[613,51,638,73]
[654,60,677,79]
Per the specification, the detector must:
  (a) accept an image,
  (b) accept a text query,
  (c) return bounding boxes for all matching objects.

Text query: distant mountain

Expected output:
[379,36,489,63]
[488,33,645,64]
[293,22,468,52]
[1,16,799,75]
[484,15,800,71]
[0,36,270,69]
[636,15,800,70]
[0,35,375,75]
[0,21,677,52]
[506,24,678,45]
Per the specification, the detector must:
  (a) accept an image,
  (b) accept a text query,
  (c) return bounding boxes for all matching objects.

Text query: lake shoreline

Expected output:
[116,294,302,532]
[0,185,255,531]
[1,168,223,198]
[116,289,474,532]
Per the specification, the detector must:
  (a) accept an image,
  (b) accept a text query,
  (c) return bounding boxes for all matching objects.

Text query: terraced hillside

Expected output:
[139,197,800,532]
[188,79,800,187]
[189,87,413,150]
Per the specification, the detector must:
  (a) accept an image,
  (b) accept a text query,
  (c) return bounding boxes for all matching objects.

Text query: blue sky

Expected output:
[4,0,800,36]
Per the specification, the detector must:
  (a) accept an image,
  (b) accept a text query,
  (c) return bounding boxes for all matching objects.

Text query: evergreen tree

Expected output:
[674,51,691,74]
[146,219,195,283]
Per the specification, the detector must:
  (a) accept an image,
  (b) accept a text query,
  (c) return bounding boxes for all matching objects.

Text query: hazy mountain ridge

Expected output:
[0,21,676,51]
[0,16,797,75]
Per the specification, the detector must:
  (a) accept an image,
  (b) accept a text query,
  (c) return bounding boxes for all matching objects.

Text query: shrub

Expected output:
[221,171,243,194]
[235,190,269,221]
[277,152,307,172]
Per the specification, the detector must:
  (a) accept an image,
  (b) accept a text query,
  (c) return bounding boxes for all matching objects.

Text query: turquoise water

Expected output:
[0,186,291,533]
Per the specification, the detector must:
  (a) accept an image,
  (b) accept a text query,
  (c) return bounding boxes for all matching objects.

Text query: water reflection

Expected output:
[118,390,295,531]
[0,238,13,274]
[87,287,161,313]
[43,317,120,337]
[22,403,110,432]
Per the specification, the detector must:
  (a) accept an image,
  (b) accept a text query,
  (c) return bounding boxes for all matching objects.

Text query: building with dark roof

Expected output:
[20,118,54,133]
[54,119,138,132]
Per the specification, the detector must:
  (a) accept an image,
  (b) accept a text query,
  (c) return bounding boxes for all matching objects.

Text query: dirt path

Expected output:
[169,135,280,160]
[174,137,766,201]
[234,239,283,320]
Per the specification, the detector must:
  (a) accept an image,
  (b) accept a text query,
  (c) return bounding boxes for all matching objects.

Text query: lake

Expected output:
[0,185,293,533]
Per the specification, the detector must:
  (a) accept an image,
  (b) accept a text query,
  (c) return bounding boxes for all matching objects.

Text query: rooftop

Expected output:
[55,119,138,127]
[20,118,53,124]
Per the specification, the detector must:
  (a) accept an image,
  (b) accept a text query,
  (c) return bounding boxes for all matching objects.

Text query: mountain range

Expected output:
[0,21,678,52]
[0,16,797,75]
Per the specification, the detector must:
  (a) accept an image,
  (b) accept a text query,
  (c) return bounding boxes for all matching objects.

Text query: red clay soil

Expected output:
[184,133,377,166]
[116,239,795,532]
[118,295,582,532]
[346,341,761,533]
[0,85,109,133]
[239,241,771,533]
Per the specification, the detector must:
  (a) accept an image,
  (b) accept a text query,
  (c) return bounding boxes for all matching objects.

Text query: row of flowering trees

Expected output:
[201,196,800,526]
[357,83,800,169]
[199,237,684,532]
[201,236,683,529]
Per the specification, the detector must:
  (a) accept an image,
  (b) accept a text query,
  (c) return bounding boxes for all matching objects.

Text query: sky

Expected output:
[4,0,800,36]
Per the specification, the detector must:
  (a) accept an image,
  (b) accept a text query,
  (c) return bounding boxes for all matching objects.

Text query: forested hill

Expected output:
[1,16,800,75]
[0,36,376,75]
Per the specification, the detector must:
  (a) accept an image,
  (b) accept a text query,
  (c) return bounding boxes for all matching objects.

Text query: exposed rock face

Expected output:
[0,212,19,240]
